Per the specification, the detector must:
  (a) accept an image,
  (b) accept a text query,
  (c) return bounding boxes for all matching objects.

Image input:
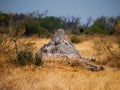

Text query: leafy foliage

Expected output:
[35,54,44,66]
[39,16,61,32]
[18,50,34,65]
[24,19,39,36]
[70,35,81,43]
[0,11,120,36]
[17,41,44,66]
[84,25,109,35]
[84,16,109,35]
[37,26,50,38]
[0,13,8,26]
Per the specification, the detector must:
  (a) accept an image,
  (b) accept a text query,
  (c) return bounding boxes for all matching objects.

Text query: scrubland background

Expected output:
[0,12,120,90]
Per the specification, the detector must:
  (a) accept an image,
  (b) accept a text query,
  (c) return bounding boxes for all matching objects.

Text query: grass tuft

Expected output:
[93,37,120,68]
[70,35,81,43]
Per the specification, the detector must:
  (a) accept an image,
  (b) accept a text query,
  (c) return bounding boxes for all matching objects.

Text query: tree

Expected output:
[84,16,109,34]
[24,17,39,36]
[93,16,107,30]
[0,12,8,26]
[85,17,92,29]
[39,16,61,34]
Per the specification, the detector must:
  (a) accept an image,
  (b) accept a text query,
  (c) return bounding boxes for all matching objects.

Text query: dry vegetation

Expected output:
[0,35,120,90]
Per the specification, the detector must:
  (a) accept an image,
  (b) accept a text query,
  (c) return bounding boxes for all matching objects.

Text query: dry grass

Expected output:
[0,63,120,90]
[0,35,120,90]
[93,35,120,68]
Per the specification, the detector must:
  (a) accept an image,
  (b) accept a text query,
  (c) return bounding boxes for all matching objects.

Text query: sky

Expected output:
[0,0,120,24]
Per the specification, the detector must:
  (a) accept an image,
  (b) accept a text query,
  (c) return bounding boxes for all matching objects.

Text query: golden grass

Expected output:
[0,36,120,90]
[0,63,120,90]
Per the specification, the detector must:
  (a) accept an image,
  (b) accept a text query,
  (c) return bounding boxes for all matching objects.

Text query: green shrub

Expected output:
[35,54,44,66]
[37,26,50,38]
[39,16,61,33]
[24,23,38,36]
[17,41,44,66]
[24,22,50,38]
[84,26,109,35]
[14,23,25,37]
[18,50,34,65]
[71,30,80,35]
[70,35,81,43]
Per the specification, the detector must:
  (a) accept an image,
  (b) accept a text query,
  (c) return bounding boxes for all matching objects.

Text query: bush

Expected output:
[0,31,44,66]
[70,35,81,43]
[35,54,44,66]
[24,23,38,36]
[17,41,44,66]
[24,22,50,38]
[17,42,35,65]
[37,26,50,38]
[39,16,61,33]
[71,30,80,35]
[18,50,34,65]
[14,22,25,37]
[84,26,109,35]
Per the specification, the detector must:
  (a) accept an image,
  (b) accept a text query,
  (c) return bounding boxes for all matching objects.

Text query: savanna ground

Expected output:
[0,35,120,90]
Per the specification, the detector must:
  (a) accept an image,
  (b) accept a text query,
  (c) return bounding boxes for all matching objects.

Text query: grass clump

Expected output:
[0,35,14,63]
[93,38,120,68]
[17,50,34,65]
[35,54,44,66]
[70,35,81,43]
[0,34,45,66]
[106,49,120,68]
[37,26,50,38]
[17,42,44,66]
